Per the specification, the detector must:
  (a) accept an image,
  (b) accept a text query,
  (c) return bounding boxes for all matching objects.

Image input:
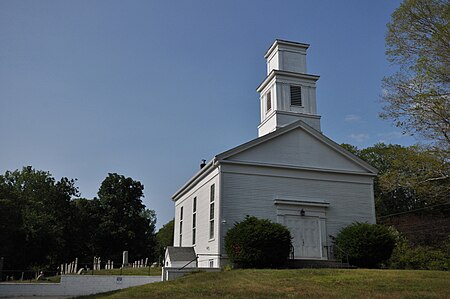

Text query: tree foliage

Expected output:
[334,222,397,268]
[382,0,450,153]
[95,173,156,262]
[343,143,450,217]
[155,219,174,265]
[224,216,291,268]
[0,167,79,270]
[0,168,157,271]
[389,236,450,270]
[69,197,102,260]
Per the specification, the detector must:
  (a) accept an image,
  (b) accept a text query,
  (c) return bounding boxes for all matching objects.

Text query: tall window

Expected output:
[209,184,215,239]
[290,85,302,106]
[179,206,183,246]
[266,91,272,112]
[192,197,197,245]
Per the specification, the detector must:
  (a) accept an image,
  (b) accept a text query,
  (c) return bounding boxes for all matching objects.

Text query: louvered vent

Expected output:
[290,85,302,106]
[266,91,272,111]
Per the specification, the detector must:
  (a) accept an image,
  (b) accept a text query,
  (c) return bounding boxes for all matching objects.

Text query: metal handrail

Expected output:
[333,243,350,266]
[178,256,198,270]
[177,253,222,270]
[328,235,351,266]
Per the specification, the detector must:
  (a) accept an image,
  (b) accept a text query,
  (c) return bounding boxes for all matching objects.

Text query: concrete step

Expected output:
[287,259,355,269]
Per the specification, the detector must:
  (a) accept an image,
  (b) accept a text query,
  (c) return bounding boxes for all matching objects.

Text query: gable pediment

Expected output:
[217,121,377,175]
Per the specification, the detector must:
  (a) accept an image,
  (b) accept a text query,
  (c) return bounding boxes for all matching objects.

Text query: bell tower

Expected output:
[257,40,321,137]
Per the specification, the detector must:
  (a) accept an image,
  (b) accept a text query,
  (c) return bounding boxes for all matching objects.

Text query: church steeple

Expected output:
[256,40,321,137]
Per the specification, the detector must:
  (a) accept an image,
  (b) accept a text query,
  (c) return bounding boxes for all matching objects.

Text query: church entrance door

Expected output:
[285,216,321,259]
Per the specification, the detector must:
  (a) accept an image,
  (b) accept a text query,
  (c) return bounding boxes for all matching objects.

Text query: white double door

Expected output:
[285,216,322,259]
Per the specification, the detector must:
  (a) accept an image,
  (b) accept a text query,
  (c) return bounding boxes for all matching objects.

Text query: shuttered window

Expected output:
[290,85,302,106]
[266,91,272,112]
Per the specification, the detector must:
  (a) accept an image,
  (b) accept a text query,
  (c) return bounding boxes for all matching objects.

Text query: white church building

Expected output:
[171,39,377,268]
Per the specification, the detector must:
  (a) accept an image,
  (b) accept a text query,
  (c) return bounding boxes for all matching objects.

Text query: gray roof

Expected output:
[166,246,196,262]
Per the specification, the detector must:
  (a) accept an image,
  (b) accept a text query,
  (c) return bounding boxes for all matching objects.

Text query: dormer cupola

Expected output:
[256,40,321,137]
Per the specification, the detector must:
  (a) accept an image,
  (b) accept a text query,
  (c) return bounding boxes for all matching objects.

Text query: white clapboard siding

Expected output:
[173,167,221,268]
[220,164,375,253]
[227,127,368,173]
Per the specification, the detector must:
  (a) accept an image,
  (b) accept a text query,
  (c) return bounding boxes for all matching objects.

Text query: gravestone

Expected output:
[122,251,128,267]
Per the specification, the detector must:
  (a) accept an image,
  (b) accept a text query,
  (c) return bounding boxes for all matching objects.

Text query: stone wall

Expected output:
[161,267,220,281]
[0,275,160,297]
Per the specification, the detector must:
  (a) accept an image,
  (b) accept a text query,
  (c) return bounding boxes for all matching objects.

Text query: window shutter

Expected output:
[290,85,302,106]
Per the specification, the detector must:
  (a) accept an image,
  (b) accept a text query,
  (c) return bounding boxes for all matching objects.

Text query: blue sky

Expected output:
[0,0,414,228]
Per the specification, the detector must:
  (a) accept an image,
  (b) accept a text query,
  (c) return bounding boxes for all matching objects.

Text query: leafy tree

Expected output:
[0,169,159,270]
[343,143,450,217]
[69,198,102,260]
[382,0,450,153]
[0,196,26,270]
[95,173,156,263]
[224,216,291,268]
[0,167,79,269]
[340,143,359,155]
[334,222,397,268]
[389,236,450,270]
[154,219,174,265]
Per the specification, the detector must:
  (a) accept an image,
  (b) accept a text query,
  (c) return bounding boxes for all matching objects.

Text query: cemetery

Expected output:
[0,251,161,298]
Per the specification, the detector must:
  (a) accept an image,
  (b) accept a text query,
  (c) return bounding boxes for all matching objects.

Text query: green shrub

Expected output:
[224,216,292,268]
[334,222,396,268]
[389,237,450,270]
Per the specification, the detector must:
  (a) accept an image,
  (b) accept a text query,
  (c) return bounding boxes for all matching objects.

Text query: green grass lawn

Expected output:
[80,268,450,299]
